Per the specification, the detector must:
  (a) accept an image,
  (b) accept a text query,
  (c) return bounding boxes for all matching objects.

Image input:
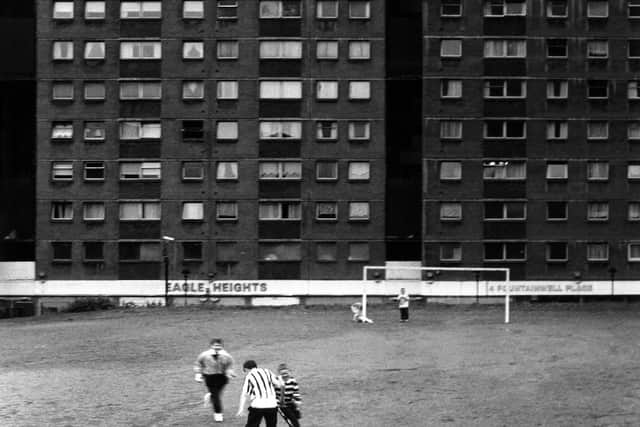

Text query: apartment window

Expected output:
[441,39,462,57]
[630,0,640,18]
[440,161,462,180]
[441,0,462,16]
[119,162,161,180]
[183,1,204,19]
[259,202,301,220]
[629,202,640,221]
[547,80,568,99]
[547,0,567,17]
[588,80,608,98]
[259,242,302,262]
[547,201,567,221]
[587,121,608,139]
[317,1,338,18]
[316,161,338,181]
[84,122,105,141]
[317,41,338,59]
[440,121,462,139]
[84,82,105,101]
[484,202,526,220]
[259,41,302,59]
[51,202,73,220]
[317,81,339,100]
[259,81,302,99]
[546,242,568,262]
[587,40,608,58]
[182,120,204,141]
[83,203,105,221]
[51,122,73,140]
[216,202,238,221]
[217,121,239,141]
[52,162,73,181]
[53,41,74,60]
[349,81,370,100]
[546,162,568,180]
[484,120,526,138]
[119,201,161,220]
[547,39,567,58]
[259,121,302,139]
[317,121,338,141]
[484,242,526,261]
[183,242,203,262]
[259,1,302,18]
[85,2,106,19]
[52,242,73,262]
[119,81,162,100]
[484,40,526,57]
[120,41,161,59]
[629,40,640,58]
[119,242,161,261]
[216,81,238,99]
[182,162,204,181]
[182,81,205,100]
[119,121,161,139]
[483,161,526,180]
[84,161,105,181]
[258,161,302,180]
[547,121,568,140]
[483,79,525,98]
[587,162,609,181]
[348,162,370,181]
[216,162,238,180]
[441,80,462,98]
[440,243,462,262]
[52,82,74,100]
[348,242,370,261]
[587,243,609,261]
[587,1,608,18]
[348,41,371,60]
[316,242,337,262]
[348,121,370,140]
[348,202,370,221]
[587,202,609,221]
[629,243,640,261]
[183,42,204,59]
[84,242,104,262]
[217,0,238,19]
[484,1,526,16]
[349,1,370,19]
[629,164,640,180]
[440,202,462,221]
[217,40,239,59]
[53,2,74,19]
[84,42,105,60]
[182,202,204,221]
[120,2,162,19]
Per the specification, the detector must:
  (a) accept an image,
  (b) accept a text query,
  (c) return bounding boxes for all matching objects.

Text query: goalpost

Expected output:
[361,266,511,323]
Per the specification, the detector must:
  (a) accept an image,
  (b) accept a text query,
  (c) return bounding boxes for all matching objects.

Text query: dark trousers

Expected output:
[246,407,278,427]
[204,374,228,413]
[279,405,300,427]
[400,307,409,321]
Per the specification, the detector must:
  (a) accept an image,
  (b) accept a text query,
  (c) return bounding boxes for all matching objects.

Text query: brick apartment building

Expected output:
[27,0,640,286]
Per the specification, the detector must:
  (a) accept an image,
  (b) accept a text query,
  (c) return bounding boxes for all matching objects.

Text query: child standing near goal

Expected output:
[390,288,420,322]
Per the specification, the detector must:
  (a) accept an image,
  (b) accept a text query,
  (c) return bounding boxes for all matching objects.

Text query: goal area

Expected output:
[361,266,512,323]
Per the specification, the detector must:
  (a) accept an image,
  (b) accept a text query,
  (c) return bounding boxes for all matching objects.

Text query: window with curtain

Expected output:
[317,121,338,140]
[183,42,204,59]
[348,41,370,59]
[441,80,462,98]
[53,2,74,19]
[258,162,301,179]
[52,82,74,100]
[52,122,73,139]
[484,40,526,57]
[182,162,204,180]
[317,81,339,99]
[216,202,238,220]
[316,161,338,180]
[547,0,567,17]
[483,161,526,180]
[259,81,302,99]
[587,202,609,220]
[84,122,106,140]
[440,121,462,139]
[484,80,526,98]
[628,122,640,139]
[259,202,301,220]
[349,81,370,100]
[85,2,106,19]
[440,161,462,180]
[630,81,640,99]
[348,242,370,261]
[259,41,302,59]
[119,122,161,139]
[216,162,238,180]
[217,122,239,140]
[440,39,462,57]
[440,243,462,261]
[587,40,608,58]
[348,202,370,220]
[120,41,161,59]
[348,162,370,181]
[84,42,105,59]
[317,40,339,59]
[587,243,608,261]
[258,242,302,261]
[629,243,640,261]
[119,201,161,220]
[52,162,73,180]
[183,1,204,18]
[53,41,74,60]
[316,242,337,262]
[484,0,526,16]
[546,163,568,179]
[217,40,239,59]
[259,121,302,139]
[628,164,640,179]
[182,81,204,99]
[216,81,239,99]
[51,202,73,220]
[440,202,462,220]
[120,2,162,18]
[587,1,608,17]
[83,203,105,221]
[348,121,370,140]
[349,1,370,19]
[546,121,568,140]
[547,80,568,98]
[119,82,162,100]
[587,121,608,139]
[84,82,106,100]
[316,202,338,220]
[119,162,161,180]
[259,1,302,18]
[182,202,204,220]
[587,162,609,180]
[629,202,640,221]
[317,0,338,18]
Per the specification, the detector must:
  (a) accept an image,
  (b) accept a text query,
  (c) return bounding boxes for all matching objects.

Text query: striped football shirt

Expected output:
[242,368,279,408]
[276,377,301,406]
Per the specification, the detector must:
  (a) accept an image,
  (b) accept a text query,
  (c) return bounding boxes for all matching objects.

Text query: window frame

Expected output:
[51,161,74,181]
[53,2,74,20]
[119,200,162,221]
[315,202,338,221]
[82,202,106,222]
[546,242,568,262]
[348,1,370,19]
[85,1,106,20]
[183,1,204,19]
[120,1,162,19]
[84,161,105,181]
[216,201,238,221]
[439,161,462,181]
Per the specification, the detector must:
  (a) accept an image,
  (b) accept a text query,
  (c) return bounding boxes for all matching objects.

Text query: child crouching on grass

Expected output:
[350,302,374,323]
[276,363,302,427]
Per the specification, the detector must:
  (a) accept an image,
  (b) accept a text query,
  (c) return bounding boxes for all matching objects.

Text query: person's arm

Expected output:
[225,354,236,378]
[290,379,301,407]
[194,352,205,382]
[236,392,248,417]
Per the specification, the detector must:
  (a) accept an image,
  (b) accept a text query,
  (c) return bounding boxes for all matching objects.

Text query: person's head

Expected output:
[278,363,290,379]
[210,338,223,351]
[243,360,257,372]
[400,287,406,294]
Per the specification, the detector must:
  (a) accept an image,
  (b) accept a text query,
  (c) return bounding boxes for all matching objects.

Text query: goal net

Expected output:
[361,265,512,323]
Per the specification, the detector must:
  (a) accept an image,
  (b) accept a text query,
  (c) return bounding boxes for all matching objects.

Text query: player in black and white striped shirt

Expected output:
[236,360,283,427]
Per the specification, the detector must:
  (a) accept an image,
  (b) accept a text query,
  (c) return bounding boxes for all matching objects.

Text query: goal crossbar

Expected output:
[362,266,511,323]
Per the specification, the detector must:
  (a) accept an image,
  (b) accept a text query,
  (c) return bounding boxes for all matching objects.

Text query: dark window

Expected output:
[183,242,203,261]
[547,39,567,57]
[546,242,568,261]
[629,40,640,58]
[119,242,161,261]
[441,0,462,16]
[52,242,72,261]
[182,120,204,141]
[587,80,608,98]
[316,242,337,262]
[547,201,568,220]
[84,242,104,261]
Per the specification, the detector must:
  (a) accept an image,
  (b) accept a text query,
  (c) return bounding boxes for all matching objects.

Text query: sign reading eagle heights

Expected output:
[167,281,268,294]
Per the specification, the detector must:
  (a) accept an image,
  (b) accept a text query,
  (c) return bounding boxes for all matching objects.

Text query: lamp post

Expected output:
[162,236,175,307]
[608,266,617,297]
[182,268,190,306]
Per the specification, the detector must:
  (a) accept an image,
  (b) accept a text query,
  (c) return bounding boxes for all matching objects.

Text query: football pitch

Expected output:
[1,303,640,426]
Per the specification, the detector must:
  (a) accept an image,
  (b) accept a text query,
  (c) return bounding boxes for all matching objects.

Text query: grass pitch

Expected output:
[1,303,640,426]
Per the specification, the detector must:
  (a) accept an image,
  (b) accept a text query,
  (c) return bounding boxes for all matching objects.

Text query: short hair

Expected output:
[278,363,288,371]
[243,360,257,370]
[210,338,223,346]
